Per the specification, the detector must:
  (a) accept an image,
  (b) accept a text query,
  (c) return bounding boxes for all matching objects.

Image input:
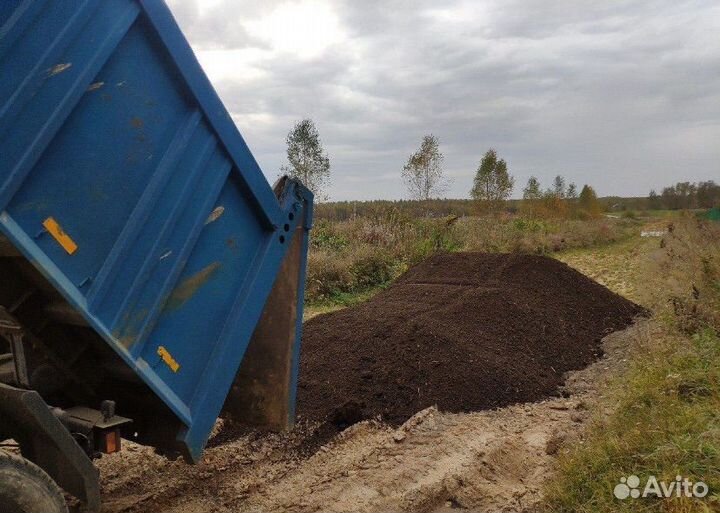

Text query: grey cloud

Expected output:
[167,0,720,200]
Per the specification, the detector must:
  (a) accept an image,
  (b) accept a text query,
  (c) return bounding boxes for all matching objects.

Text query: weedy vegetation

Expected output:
[306,210,639,305]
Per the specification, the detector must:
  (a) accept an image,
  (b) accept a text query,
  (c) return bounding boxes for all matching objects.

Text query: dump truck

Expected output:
[0,1,313,511]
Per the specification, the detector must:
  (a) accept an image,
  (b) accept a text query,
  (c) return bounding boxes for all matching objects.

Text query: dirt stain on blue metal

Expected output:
[167,262,221,311]
[113,308,150,349]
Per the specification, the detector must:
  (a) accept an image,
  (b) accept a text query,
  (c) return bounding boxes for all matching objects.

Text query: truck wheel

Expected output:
[0,451,68,513]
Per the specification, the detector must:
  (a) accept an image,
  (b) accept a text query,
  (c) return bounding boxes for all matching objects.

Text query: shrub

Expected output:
[305,250,354,300]
[311,220,349,251]
[349,246,398,288]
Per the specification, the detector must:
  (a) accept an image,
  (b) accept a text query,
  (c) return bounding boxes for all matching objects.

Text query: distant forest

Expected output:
[315,180,720,221]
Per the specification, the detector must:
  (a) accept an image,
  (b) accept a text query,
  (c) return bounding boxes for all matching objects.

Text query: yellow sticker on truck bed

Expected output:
[43,217,78,255]
[157,346,181,373]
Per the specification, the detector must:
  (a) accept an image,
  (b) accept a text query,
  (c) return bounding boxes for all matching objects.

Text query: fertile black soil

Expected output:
[297,253,645,427]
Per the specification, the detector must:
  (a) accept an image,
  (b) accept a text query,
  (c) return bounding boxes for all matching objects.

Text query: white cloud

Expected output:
[243,1,345,60]
[194,48,268,83]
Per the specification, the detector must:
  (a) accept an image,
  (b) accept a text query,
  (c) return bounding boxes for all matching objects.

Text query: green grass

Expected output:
[545,328,720,513]
[304,285,387,319]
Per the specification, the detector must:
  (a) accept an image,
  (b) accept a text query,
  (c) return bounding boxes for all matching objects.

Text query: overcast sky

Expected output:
[165,0,720,201]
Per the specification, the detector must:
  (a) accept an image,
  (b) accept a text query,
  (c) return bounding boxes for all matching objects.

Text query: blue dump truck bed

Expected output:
[0,0,313,463]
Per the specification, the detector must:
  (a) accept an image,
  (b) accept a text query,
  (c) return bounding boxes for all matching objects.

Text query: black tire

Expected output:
[0,450,68,513]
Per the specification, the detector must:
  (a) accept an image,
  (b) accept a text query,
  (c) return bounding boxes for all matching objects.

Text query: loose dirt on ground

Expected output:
[98,240,652,513]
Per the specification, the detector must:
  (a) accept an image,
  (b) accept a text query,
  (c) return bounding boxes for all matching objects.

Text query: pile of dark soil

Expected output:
[297,253,645,426]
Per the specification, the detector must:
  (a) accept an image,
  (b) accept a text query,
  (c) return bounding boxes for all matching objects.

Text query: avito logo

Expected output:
[614,475,708,500]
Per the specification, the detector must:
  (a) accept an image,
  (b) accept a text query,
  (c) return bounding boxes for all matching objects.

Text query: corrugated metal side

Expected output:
[0,0,312,460]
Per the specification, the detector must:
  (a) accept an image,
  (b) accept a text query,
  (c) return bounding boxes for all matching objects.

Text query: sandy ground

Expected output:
[97,316,651,513]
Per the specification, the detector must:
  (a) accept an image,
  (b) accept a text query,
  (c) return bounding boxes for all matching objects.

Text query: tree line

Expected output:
[648,181,720,210]
[279,119,717,215]
[396,134,602,217]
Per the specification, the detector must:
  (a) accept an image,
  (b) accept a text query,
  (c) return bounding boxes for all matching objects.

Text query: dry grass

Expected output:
[642,216,720,333]
[458,216,637,254]
[558,236,657,304]
[306,213,639,303]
